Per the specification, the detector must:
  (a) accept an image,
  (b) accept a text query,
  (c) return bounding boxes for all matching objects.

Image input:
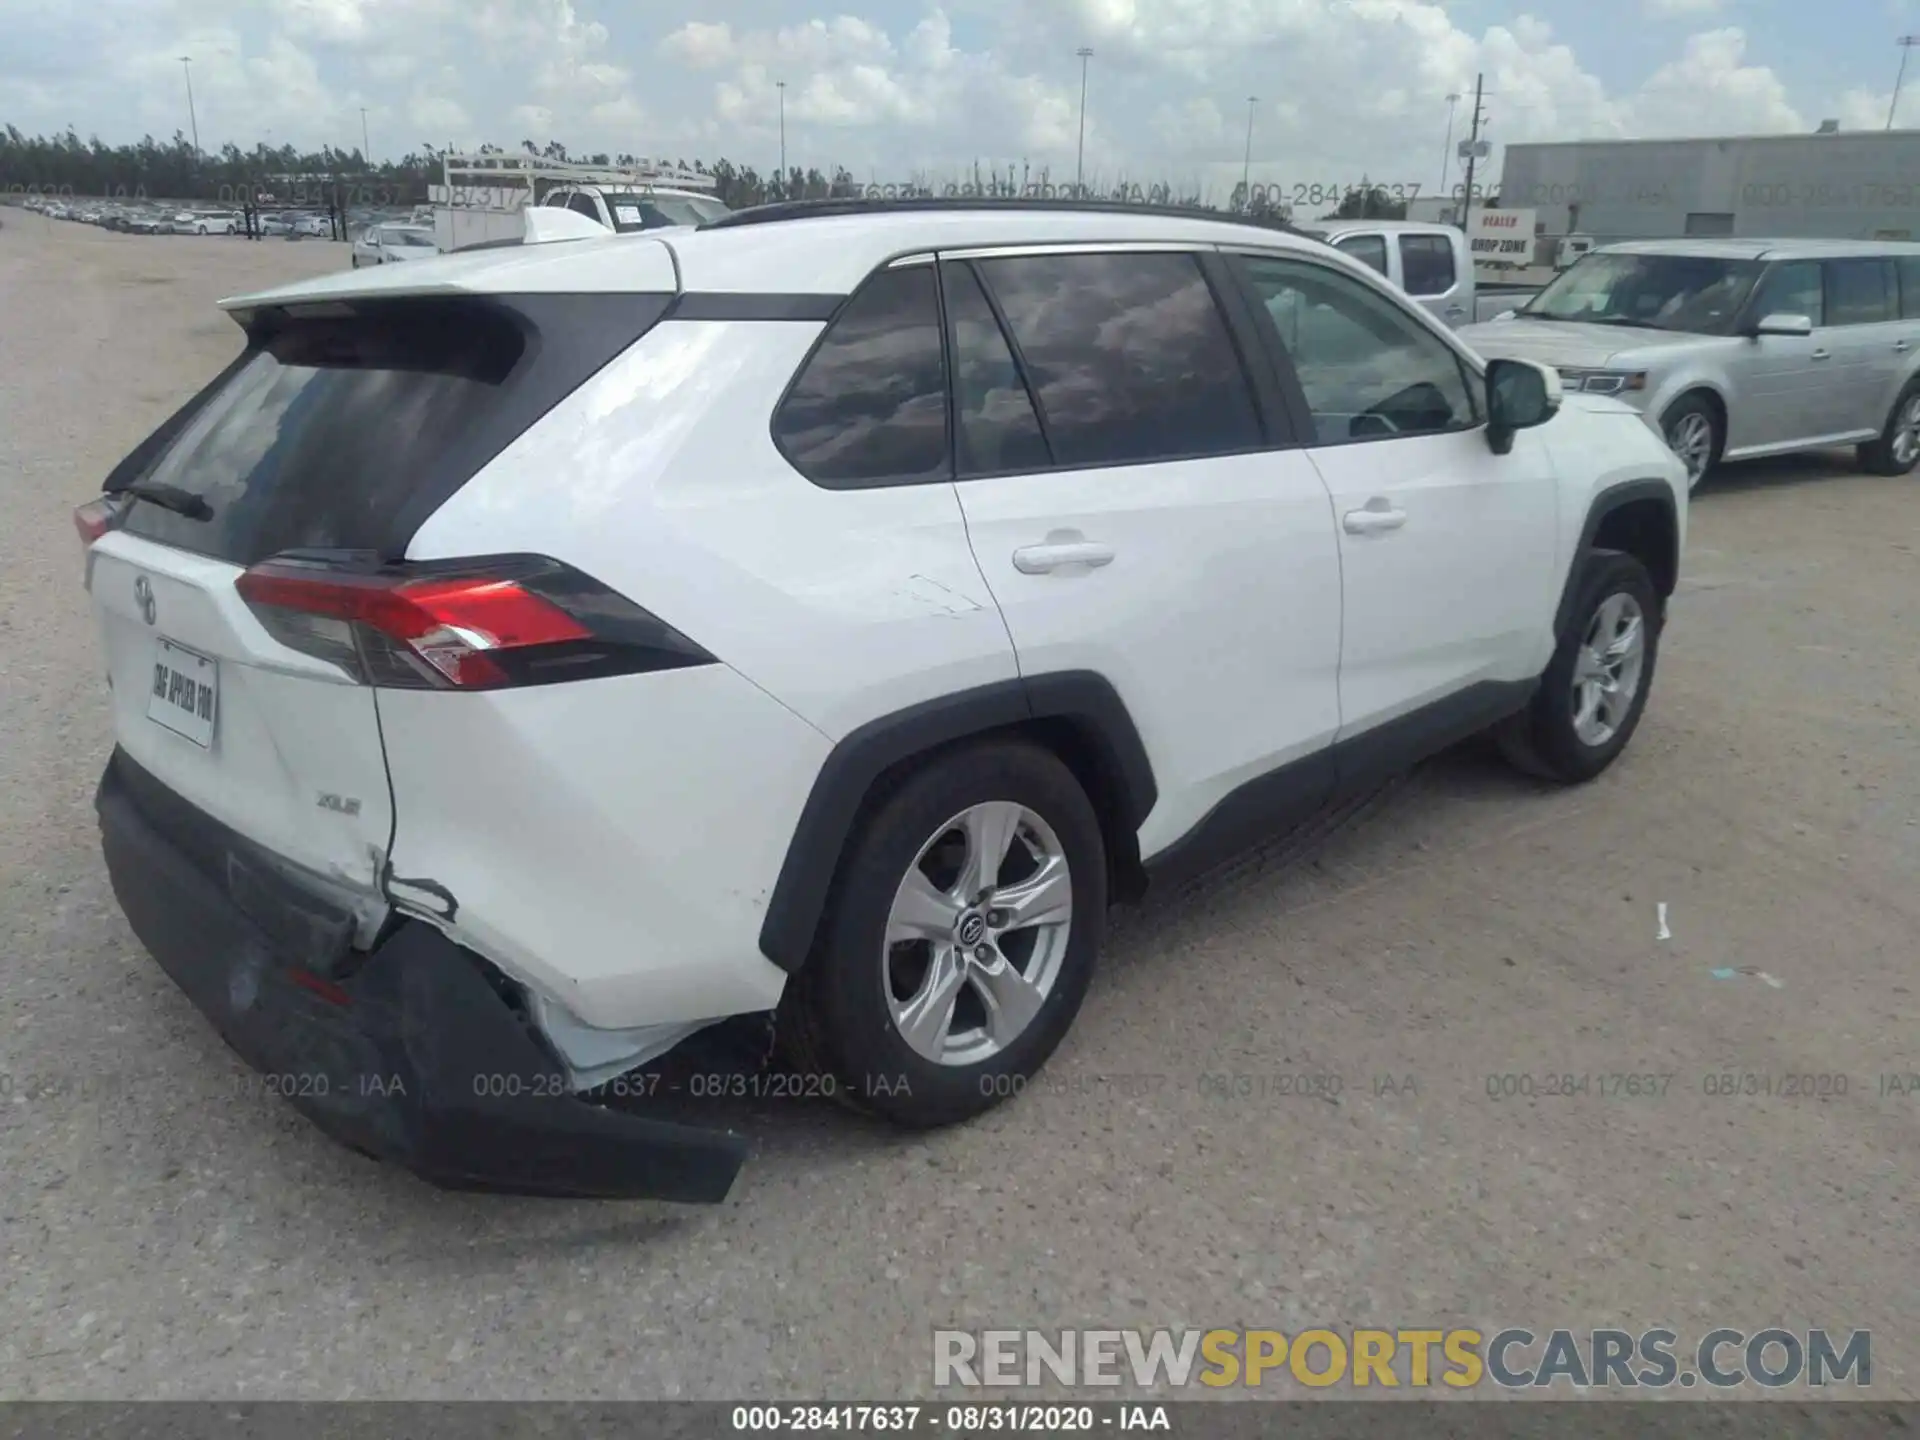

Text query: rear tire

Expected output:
[1497,550,1661,784]
[1858,380,1920,475]
[1660,394,1721,492]
[778,740,1106,1129]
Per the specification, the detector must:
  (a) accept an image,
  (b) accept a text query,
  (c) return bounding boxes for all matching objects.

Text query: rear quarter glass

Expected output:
[112,294,673,567]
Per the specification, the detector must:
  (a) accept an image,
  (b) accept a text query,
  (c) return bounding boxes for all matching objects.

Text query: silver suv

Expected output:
[1460,238,1920,489]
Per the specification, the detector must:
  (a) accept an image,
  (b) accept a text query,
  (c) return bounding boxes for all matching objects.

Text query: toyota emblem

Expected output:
[134,575,156,626]
[957,912,987,947]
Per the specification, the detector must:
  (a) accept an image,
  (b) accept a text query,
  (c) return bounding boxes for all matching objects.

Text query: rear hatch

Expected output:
[84,291,673,938]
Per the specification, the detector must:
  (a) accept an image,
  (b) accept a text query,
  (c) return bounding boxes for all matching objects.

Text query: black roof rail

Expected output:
[700,196,1308,237]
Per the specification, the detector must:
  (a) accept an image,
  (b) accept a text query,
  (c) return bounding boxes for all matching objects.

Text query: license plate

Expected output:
[147,639,218,747]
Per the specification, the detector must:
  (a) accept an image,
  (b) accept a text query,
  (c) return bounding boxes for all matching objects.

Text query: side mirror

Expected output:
[1486,358,1562,455]
[1751,311,1813,338]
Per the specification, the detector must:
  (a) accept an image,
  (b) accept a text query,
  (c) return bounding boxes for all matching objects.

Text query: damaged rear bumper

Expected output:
[95,748,747,1202]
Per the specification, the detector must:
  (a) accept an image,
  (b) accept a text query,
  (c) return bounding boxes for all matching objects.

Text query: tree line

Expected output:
[1,124,1407,220]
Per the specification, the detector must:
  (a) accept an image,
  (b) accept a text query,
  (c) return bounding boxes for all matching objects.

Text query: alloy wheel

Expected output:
[1571,592,1647,747]
[1891,395,1920,467]
[882,801,1073,1066]
[1667,411,1713,486]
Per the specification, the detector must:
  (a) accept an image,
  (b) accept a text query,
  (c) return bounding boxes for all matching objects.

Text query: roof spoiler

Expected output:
[521,207,611,245]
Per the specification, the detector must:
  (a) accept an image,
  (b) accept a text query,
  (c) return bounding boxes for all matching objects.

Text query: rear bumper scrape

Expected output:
[95,749,746,1202]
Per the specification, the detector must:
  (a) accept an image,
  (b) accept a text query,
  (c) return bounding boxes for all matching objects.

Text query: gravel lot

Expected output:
[3,217,1918,1401]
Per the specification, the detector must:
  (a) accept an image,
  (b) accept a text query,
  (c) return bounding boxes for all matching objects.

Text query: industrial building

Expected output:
[1496,127,1920,254]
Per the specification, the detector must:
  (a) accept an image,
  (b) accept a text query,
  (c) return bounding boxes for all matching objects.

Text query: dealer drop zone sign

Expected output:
[1469,208,1538,261]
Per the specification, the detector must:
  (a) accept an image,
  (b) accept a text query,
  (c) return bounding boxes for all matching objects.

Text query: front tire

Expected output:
[1858,381,1920,475]
[1497,550,1661,784]
[779,740,1106,1129]
[1660,395,1721,492]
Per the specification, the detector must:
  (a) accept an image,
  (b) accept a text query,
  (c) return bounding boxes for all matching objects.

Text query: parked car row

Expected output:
[11,195,340,238]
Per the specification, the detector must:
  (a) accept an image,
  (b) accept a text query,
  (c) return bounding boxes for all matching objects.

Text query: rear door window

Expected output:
[971,251,1262,468]
[943,261,1051,476]
[1901,258,1920,319]
[1825,259,1894,325]
[116,294,671,565]
[773,266,950,487]
[1398,234,1456,296]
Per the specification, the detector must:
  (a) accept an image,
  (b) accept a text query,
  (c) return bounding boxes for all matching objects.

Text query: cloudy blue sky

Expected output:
[7,0,1920,194]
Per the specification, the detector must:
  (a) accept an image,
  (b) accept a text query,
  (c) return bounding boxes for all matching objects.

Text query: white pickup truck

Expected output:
[1295,218,1542,327]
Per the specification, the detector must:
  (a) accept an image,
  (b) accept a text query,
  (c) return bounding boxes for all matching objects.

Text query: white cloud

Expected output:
[1644,0,1723,15]
[659,20,735,69]
[1629,29,1803,137]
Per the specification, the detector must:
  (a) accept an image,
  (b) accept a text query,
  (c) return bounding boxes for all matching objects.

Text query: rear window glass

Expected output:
[974,251,1262,468]
[599,194,730,232]
[773,266,950,487]
[116,295,669,565]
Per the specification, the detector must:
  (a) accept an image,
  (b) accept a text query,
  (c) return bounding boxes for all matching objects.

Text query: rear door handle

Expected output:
[1811,348,1831,361]
[1012,541,1116,574]
[1895,341,1911,353]
[1343,504,1408,536]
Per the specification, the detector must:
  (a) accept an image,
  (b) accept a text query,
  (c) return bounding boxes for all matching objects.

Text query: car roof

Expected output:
[1599,237,1920,261]
[222,202,1321,308]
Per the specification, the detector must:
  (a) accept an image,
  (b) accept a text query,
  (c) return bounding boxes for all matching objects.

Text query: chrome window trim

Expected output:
[935,240,1215,262]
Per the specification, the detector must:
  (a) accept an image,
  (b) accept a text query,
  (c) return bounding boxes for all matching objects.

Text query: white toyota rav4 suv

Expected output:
[76,199,1687,1203]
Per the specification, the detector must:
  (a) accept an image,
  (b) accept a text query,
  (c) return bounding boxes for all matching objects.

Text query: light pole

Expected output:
[1891,36,1920,130]
[777,80,787,185]
[1241,97,1257,207]
[1440,91,1461,196]
[180,57,199,155]
[1075,47,1094,194]
[360,107,371,165]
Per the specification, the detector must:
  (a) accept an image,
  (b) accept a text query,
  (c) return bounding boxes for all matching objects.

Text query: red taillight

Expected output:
[235,554,713,690]
[237,563,591,687]
[74,496,125,547]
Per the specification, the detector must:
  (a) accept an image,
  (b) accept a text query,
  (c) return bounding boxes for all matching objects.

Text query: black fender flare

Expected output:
[1553,478,1679,638]
[757,672,1157,973]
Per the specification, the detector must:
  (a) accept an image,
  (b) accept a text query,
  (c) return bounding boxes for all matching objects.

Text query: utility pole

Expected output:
[1440,92,1461,196]
[1891,36,1920,130]
[360,107,371,165]
[180,57,199,155]
[1241,97,1258,206]
[1460,73,1487,241]
[1075,48,1094,194]
[777,81,787,182]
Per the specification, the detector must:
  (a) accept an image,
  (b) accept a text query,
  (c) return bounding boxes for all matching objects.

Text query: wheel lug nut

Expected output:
[986,909,1007,927]
[974,945,994,962]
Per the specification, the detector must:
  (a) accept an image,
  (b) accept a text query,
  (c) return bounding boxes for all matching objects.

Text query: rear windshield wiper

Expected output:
[121,481,214,522]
